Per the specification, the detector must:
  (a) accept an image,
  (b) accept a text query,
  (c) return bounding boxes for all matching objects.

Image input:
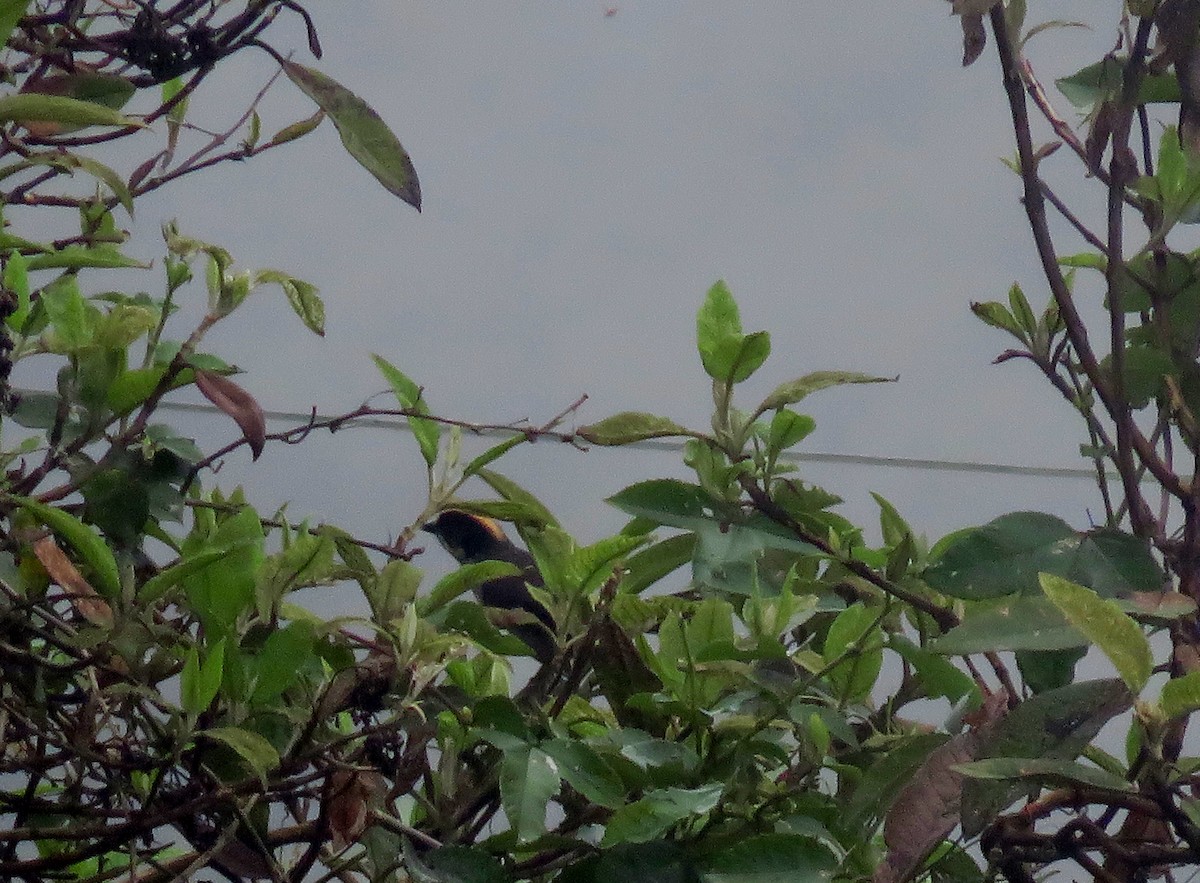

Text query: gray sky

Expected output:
[34,2,1138,557]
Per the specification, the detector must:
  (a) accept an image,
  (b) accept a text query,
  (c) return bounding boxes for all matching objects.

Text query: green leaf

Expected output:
[602,783,723,846]
[3,250,29,332]
[181,637,225,715]
[1055,57,1178,109]
[107,366,167,416]
[83,469,149,548]
[560,842,690,883]
[39,274,93,352]
[367,558,422,623]
[696,833,838,882]
[19,498,121,598]
[766,408,815,455]
[268,108,325,146]
[282,61,420,210]
[0,93,142,129]
[564,533,648,596]
[541,739,626,809]
[924,512,1163,600]
[961,678,1132,836]
[696,280,743,379]
[180,506,265,632]
[251,621,315,704]
[758,371,893,412]
[254,270,324,336]
[199,726,279,782]
[139,548,227,603]
[1007,283,1037,334]
[889,636,976,702]
[499,745,558,843]
[619,533,696,595]
[579,412,697,446]
[954,757,1132,791]
[475,469,560,528]
[462,433,525,478]
[929,596,1085,653]
[25,244,147,271]
[607,479,719,529]
[822,603,884,702]
[419,560,522,616]
[1160,671,1200,720]
[371,354,439,466]
[0,0,31,49]
[419,845,509,883]
[726,331,772,383]
[70,156,135,217]
[1041,573,1153,692]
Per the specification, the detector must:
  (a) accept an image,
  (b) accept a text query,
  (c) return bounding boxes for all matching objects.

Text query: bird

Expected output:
[421,510,557,663]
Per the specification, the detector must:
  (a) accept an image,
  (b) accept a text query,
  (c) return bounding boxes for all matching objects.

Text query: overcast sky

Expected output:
[29,2,1146,563]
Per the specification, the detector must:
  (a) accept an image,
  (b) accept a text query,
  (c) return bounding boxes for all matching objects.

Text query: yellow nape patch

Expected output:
[475,515,508,542]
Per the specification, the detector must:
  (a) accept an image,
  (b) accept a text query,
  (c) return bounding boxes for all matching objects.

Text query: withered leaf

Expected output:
[194,369,267,460]
[961,14,987,66]
[326,768,387,852]
[33,534,113,628]
[873,691,1007,883]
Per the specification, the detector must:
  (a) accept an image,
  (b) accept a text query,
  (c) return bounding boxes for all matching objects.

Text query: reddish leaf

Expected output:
[194,369,267,460]
[32,535,113,628]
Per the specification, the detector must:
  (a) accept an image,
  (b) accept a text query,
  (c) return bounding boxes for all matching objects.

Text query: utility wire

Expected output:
[146,399,1114,482]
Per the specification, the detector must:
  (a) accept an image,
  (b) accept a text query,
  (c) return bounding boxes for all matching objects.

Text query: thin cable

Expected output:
[144,398,1117,482]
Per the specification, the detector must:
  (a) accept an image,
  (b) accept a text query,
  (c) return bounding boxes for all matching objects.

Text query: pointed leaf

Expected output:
[0,93,142,129]
[602,783,723,846]
[0,0,31,49]
[924,512,1164,601]
[31,535,113,628]
[759,371,893,412]
[20,498,121,599]
[607,479,718,528]
[579,412,697,446]
[1161,671,1200,720]
[930,596,1085,653]
[181,638,226,714]
[418,560,522,616]
[199,726,279,782]
[954,757,1133,791]
[1041,574,1153,692]
[541,739,625,809]
[194,369,267,460]
[475,469,559,528]
[371,354,439,466]
[283,61,420,210]
[499,745,558,843]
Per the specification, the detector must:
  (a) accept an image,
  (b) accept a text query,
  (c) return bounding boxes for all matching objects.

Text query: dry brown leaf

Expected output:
[33,535,113,628]
[326,768,387,852]
[194,369,267,460]
[874,691,1007,883]
[961,14,987,66]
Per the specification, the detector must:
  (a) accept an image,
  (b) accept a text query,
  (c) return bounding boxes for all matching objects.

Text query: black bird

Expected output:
[422,510,556,662]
